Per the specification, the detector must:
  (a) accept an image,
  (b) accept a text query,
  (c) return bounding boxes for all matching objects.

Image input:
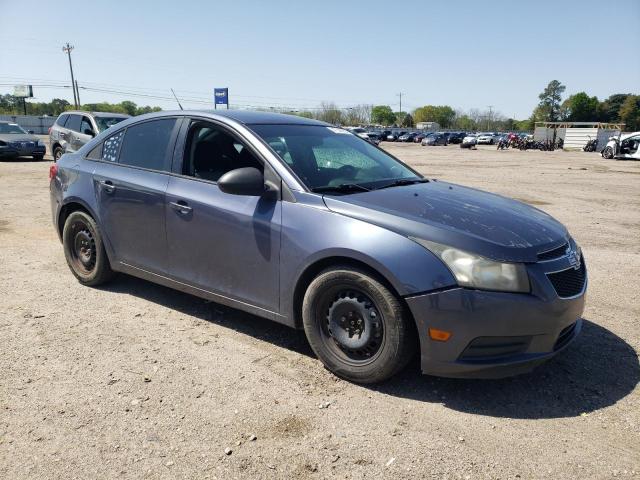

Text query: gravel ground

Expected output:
[0,141,639,479]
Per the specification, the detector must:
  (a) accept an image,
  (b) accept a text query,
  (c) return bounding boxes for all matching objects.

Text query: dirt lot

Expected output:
[1,142,639,479]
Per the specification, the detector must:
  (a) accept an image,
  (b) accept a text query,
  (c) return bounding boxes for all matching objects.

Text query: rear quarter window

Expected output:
[118,118,177,171]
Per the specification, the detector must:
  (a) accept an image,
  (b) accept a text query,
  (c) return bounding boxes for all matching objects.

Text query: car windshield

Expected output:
[251,124,421,192]
[0,123,27,134]
[94,116,127,132]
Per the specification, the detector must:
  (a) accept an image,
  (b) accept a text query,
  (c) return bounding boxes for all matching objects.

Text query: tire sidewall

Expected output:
[62,211,112,286]
[302,268,413,383]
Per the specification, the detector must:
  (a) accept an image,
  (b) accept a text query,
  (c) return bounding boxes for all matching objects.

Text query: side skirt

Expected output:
[116,262,293,327]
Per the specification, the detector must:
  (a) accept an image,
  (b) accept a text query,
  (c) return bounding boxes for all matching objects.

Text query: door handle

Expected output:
[169,201,192,214]
[99,180,116,193]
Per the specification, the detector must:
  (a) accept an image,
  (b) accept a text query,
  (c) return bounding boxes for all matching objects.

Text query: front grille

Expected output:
[459,336,532,362]
[546,261,586,298]
[554,322,577,350]
[537,243,568,261]
[9,141,35,148]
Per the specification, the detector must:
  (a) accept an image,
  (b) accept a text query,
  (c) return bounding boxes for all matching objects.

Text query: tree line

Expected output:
[2,81,638,131]
[0,95,162,117]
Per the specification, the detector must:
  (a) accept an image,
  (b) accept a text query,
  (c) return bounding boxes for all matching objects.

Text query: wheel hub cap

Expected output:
[326,292,383,357]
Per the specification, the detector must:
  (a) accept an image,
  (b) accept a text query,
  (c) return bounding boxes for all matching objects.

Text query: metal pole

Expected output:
[75,80,81,107]
[63,43,78,108]
[23,98,27,115]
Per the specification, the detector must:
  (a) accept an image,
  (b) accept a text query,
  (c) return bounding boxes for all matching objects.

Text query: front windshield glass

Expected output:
[251,125,421,192]
[0,123,27,134]
[94,116,127,132]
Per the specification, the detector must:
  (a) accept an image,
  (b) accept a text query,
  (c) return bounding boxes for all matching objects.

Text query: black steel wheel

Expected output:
[302,266,416,383]
[62,211,114,286]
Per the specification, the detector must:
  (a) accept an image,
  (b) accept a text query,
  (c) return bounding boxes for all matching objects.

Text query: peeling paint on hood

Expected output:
[322,180,569,263]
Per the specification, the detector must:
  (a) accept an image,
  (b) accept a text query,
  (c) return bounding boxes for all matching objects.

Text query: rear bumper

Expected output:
[406,280,586,378]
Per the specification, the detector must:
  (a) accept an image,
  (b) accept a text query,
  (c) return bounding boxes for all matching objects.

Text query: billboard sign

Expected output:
[214,88,228,107]
[14,85,33,98]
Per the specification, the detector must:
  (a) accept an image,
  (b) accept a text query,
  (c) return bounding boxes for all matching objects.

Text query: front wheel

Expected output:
[602,146,614,159]
[302,267,416,384]
[53,146,63,162]
[62,211,114,286]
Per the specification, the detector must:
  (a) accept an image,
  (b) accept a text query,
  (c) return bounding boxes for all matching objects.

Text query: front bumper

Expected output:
[406,256,587,378]
[0,145,45,157]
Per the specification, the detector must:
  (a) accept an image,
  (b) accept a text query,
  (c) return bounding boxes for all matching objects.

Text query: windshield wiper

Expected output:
[375,178,429,190]
[312,183,371,194]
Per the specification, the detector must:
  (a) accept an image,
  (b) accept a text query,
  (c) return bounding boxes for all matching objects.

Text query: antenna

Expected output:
[170,88,183,110]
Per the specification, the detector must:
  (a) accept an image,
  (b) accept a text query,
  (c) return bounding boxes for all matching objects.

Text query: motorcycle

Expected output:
[583,136,599,152]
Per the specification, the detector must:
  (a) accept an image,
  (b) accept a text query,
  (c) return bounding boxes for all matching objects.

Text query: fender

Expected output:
[280,199,456,322]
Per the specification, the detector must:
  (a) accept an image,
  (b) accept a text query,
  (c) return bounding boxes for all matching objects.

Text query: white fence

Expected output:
[0,115,56,134]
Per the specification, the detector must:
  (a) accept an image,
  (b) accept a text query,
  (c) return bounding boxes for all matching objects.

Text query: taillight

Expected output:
[49,164,58,180]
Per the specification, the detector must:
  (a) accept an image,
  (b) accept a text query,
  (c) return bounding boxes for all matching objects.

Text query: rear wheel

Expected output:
[53,146,63,162]
[602,146,614,159]
[62,211,114,286]
[302,267,416,384]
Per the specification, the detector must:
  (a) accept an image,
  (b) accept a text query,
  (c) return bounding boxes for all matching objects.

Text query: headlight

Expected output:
[411,238,530,293]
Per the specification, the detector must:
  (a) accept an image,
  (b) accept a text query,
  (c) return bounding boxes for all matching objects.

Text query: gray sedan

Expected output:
[49,110,586,383]
[0,121,46,160]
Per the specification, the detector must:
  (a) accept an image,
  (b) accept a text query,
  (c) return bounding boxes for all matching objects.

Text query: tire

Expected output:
[33,155,44,162]
[302,266,416,384]
[53,146,64,162]
[62,211,114,286]
[602,146,614,159]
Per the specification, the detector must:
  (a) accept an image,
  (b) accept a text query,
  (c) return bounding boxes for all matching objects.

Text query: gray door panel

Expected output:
[93,162,170,273]
[165,176,281,312]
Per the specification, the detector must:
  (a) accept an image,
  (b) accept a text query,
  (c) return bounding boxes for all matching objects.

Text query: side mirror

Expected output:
[84,128,95,137]
[218,167,267,196]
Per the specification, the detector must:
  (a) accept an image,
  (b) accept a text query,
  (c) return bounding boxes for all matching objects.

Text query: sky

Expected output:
[1,0,639,119]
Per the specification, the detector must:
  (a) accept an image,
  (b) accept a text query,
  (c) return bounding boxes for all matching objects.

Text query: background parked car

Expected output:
[0,121,46,161]
[448,132,466,144]
[49,111,130,161]
[422,133,448,146]
[460,134,477,148]
[386,131,406,142]
[365,133,381,145]
[476,133,497,145]
[346,127,369,140]
[414,132,429,143]
[398,132,418,142]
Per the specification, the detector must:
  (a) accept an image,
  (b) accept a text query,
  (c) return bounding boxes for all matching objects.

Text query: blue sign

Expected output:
[214,88,228,105]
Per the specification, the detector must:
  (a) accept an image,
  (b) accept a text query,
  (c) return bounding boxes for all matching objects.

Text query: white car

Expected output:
[601,131,640,160]
[476,133,497,145]
[345,127,369,140]
[460,135,477,149]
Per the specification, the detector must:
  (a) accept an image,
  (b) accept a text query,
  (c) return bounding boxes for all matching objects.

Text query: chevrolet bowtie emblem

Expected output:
[567,249,581,270]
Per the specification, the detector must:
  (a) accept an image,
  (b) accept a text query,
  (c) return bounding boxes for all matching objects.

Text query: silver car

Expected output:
[49,111,129,161]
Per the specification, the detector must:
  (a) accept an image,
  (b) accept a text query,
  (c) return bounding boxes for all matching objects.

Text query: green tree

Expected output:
[401,113,414,128]
[413,105,456,128]
[536,80,566,122]
[619,95,640,131]
[562,92,599,121]
[370,105,396,125]
[599,93,631,122]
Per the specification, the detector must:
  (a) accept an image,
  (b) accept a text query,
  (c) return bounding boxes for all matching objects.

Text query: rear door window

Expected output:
[102,131,124,162]
[56,114,70,126]
[65,114,82,132]
[80,117,94,135]
[118,118,177,171]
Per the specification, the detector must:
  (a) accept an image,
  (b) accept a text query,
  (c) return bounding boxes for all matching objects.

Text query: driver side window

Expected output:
[80,117,94,135]
[183,122,263,182]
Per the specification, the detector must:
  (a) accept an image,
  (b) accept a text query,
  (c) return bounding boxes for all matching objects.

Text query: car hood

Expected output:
[0,133,39,143]
[322,180,568,263]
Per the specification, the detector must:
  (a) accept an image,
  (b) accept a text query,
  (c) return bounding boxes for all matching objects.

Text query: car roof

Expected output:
[61,111,130,118]
[107,109,330,127]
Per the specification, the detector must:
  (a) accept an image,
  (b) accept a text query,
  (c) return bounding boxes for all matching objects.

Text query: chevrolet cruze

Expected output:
[49,111,587,383]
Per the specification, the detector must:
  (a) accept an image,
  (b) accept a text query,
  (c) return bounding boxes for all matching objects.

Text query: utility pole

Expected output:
[75,80,81,106]
[63,43,78,109]
[397,92,404,114]
[487,105,493,131]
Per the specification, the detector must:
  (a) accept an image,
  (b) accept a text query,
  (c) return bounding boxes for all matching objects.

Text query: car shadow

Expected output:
[101,275,638,419]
